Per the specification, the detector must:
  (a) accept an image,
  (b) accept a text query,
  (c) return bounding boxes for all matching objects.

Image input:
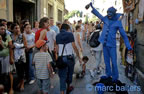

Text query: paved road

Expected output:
[15,42,143,94]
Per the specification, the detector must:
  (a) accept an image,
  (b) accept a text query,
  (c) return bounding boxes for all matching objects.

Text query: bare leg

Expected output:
[9,73,14,94]
[0,85,4,94]
[61,91,64,94]
[20,79,24,91]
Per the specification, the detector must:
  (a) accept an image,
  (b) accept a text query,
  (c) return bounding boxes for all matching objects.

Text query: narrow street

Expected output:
[15,42,143,94]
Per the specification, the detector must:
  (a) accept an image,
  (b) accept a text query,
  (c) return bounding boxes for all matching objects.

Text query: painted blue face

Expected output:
[107,7,117,20]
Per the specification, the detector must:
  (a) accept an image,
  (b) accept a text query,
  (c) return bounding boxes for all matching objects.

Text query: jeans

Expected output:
[26,51,35,80]
[58,55,75,91]
[29,52,35,80]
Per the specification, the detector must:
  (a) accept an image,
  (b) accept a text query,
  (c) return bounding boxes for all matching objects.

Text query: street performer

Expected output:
[87,2,132,82]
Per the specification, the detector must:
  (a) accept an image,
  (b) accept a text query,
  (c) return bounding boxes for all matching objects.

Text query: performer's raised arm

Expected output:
[89,3,104,22]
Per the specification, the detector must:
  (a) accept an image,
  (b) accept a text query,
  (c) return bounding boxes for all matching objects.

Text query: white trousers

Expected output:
[93,51,103,70]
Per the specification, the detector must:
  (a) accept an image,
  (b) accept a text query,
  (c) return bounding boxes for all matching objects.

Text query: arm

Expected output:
[9,41,14,64]
[90,3,104,22]
[72,42,82,64]
[118,23,132,50]
[22,34,27,48]
[48,63,53,77]
[39,29,47,40]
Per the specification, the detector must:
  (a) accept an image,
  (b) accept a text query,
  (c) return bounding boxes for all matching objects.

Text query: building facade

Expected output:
[0,0,65,25]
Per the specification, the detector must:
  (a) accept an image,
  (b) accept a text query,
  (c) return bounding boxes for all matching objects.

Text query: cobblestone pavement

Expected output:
[15,42,143,94]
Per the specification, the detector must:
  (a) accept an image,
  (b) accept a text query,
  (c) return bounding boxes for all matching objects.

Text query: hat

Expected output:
[36,40,47,48]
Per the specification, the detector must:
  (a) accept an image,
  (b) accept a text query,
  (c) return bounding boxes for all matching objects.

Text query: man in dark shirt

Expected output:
[56,24,82,94]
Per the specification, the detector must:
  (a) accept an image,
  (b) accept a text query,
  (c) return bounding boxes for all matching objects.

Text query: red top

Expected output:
[35,28,47,43]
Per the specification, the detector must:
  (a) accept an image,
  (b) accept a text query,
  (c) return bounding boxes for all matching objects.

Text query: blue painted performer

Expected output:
[87,3,132,82]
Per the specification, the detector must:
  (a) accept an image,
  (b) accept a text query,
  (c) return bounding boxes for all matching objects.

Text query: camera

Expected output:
[85,4,90,9]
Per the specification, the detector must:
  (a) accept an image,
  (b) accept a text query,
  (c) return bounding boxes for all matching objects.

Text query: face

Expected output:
[2,21,7,26]
[44,20,49,28]
[35,22,39,28]
[25,25,31,33]
[42,44,48,52]
[107,11,115,19]
[49,19,54,25]
[0,26,6,35]
[77,27,81,32]
[13,25,20,34]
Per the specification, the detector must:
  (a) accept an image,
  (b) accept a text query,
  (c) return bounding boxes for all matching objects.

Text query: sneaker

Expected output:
[29,80,35,84]
[90,70,95,78]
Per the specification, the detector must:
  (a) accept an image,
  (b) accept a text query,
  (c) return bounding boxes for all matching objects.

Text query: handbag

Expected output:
[56,44,68,69]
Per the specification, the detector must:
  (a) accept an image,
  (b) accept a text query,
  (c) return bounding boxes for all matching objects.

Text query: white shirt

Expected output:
[91,30,103,51]
[47,30,56,51]
[24,32,35,47]
[58,43,74,56]
[74,32,82,50]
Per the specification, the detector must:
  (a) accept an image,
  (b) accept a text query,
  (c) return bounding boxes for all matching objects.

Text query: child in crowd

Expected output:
[33,40,53,94]
[76,56,89,78]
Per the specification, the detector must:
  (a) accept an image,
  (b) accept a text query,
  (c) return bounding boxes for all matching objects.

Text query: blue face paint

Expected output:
[107,7,117,20]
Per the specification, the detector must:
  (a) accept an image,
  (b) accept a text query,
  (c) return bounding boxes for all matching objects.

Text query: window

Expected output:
[58,9,62,22]
[48,4,53,18]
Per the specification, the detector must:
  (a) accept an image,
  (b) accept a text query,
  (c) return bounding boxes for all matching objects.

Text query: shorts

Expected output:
[37,78,50,93]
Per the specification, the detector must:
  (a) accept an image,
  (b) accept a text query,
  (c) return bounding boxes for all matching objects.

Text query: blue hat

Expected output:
[107,7,117,14]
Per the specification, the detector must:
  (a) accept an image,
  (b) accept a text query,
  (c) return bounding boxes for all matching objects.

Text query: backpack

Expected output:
[89,30,100,48]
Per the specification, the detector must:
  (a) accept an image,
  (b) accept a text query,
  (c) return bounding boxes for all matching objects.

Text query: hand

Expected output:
[90,2,94,9]
[26,46,30,52]
[80,48,83,53]
[10,58,14,65]
[128,47,133,51]
[50,73,54,78]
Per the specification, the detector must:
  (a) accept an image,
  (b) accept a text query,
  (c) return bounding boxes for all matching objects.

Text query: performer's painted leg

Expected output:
[103,46,112,77]
[110,47,119,82]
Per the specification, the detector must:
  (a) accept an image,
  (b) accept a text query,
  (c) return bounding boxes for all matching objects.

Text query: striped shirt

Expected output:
[33,52,52,79]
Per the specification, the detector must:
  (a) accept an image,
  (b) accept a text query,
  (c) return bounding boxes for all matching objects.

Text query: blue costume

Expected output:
[90,3,132,81]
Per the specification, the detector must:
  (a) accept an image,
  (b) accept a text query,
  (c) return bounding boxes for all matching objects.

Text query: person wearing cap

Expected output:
[88,3,132,82]
[33,40,53,94]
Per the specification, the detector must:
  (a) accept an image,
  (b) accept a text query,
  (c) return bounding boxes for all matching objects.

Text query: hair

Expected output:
[82,56,89,61]
[33,21,39,28]
[95,24,102,30]
[56,21,62,26]
[63,19,68,24]
[75,25,81,30]
[7,21,13,27]
[0,23,6,42]
[78,20,81,24]
[23,24,30,29]
[0,23,5,27]
[11,23,19,30]
[50,17,53,20]
[0,19,7,24]
[60,24,70,31]
[39,17,49,28]
[22,20,29,25]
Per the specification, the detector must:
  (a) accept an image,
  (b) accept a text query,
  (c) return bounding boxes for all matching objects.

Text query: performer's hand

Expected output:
[128,47,133,51]
[90,2,94,9]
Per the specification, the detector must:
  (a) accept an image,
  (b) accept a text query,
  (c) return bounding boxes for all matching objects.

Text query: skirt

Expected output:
[0,56,16,74]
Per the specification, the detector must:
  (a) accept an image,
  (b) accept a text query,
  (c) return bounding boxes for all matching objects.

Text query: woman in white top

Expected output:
[24,24,35,84]
[74,25,83,58]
